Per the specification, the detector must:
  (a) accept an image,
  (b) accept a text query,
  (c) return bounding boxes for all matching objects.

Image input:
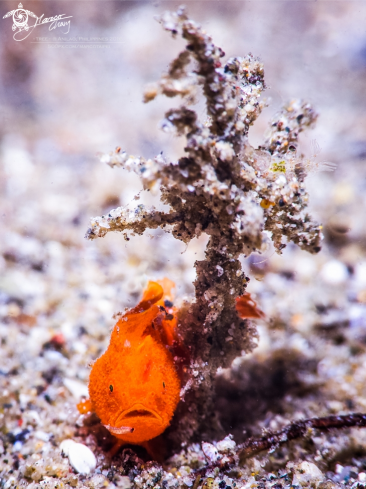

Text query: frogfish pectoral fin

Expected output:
[236,293,265,319]
[77,398,92,414]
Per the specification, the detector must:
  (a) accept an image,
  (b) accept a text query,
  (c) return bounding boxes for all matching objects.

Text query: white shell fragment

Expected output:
[60,439,96,475]
[202,442,220,463]
[216,435,236,453]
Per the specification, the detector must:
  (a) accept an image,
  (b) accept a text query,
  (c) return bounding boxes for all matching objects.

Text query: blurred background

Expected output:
[1,0,365,302]
[1,0,366,460]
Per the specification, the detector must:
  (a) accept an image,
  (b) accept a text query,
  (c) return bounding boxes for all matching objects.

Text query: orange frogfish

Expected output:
[85,279,181,445]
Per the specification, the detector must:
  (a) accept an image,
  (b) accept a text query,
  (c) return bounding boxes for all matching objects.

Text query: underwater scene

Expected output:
[1,2,366,488]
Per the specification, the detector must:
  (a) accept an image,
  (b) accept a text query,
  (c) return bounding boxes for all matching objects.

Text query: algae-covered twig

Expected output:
[238,413,366,461]
[190,413,366,476]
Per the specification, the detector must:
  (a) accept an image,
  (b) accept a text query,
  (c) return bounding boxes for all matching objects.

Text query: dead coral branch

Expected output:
[238,413,366,461]
[86,6,323,443]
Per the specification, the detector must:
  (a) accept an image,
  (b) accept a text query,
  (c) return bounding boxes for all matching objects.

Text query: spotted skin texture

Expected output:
[88,281,180,444]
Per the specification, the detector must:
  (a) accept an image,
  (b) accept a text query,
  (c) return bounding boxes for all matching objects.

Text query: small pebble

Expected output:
[63,377,89,399]
[320,260,348,285]
[34,430,51,442]
[60,439,96,475]
[291,461,324,487]
[115,475,133,489]
[13,440,23,452]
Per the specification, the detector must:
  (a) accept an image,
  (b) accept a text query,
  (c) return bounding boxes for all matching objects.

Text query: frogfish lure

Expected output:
[85,279,180,445]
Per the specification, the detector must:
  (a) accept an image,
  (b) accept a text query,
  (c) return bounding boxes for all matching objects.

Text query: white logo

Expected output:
[3,3,37,32]
[3,2,72,41]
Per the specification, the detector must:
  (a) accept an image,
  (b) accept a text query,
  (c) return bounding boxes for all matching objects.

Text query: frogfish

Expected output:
[78,280,263,452]
[80,279,181,447]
